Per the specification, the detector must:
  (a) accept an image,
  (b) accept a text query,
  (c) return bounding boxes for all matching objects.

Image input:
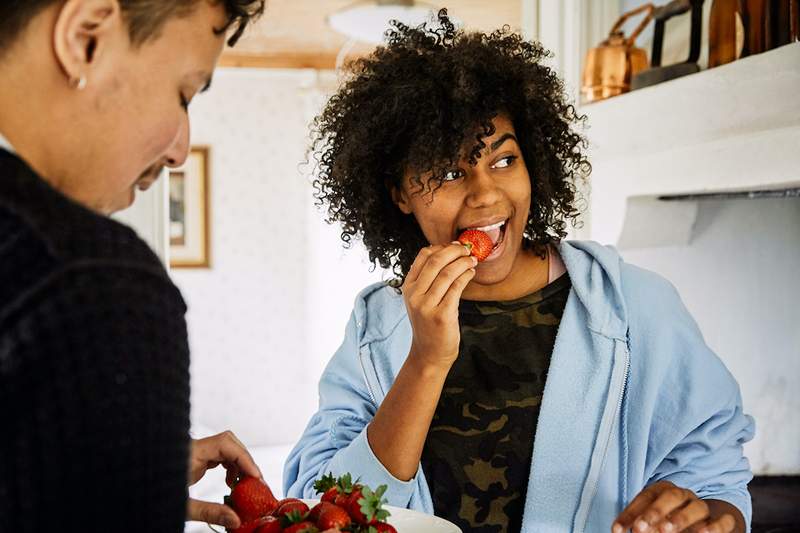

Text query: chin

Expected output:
[106,189,136,215]
[471,260,514,286]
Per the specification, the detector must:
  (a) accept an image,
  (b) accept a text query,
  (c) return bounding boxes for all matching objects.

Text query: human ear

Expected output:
[53,0,121,88]
[391,183,414,215]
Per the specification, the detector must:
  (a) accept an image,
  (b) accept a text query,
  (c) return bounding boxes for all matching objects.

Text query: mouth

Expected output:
[457,218,509,252]
[136,166,164,191]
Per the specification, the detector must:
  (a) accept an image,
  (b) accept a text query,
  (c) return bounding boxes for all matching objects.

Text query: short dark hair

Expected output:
[311,9,590,284]
[0,0,265,53]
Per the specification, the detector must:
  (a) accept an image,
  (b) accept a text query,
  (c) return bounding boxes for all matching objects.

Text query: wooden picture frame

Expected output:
[169,146,210,268]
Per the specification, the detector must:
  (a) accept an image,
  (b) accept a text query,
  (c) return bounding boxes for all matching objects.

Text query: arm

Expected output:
[0,265,190,533]
[613,268,755,533]
[367,243,476,481]
[284,244,476,504]
[365,348,450,481]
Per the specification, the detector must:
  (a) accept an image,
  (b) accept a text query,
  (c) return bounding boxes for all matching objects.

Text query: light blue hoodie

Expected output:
[284,241,755,532]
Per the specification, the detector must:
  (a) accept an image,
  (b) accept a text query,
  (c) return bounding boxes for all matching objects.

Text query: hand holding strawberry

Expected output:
[402,243,477,370]
[188,431,264,529]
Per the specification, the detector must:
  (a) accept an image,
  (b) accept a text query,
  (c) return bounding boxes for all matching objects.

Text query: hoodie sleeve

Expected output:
[282,309,419,507]
[649,390,755,528]
[626,267,756,530]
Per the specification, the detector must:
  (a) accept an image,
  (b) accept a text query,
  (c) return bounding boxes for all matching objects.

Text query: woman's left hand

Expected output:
[612,481,739,533]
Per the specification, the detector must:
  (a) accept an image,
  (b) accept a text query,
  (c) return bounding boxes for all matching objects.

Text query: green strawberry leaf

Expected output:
[282,509,310,527]
[313,472,337,494]
[337,473,354,493]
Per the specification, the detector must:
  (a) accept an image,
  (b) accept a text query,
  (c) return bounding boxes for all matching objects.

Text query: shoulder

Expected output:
[0,150,168,276]
[618,260,703,349]
[619,261,684,314]
[618,261,740,405]
[353,281,408,343]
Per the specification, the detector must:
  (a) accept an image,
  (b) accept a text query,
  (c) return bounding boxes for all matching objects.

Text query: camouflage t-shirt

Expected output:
[420,274,571,532]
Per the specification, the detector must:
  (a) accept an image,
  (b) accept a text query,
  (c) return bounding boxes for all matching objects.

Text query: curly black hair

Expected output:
[311,9,590,284]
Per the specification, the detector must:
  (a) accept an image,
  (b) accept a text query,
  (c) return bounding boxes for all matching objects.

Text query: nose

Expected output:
[164,116,191,169]
[465,167,502,208]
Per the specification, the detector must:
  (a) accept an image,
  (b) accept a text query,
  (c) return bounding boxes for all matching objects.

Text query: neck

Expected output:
[461,245,550,301]
[0,54,86,205]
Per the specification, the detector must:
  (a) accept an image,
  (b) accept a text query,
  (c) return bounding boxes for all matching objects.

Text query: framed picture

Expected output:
[169,146,210,268]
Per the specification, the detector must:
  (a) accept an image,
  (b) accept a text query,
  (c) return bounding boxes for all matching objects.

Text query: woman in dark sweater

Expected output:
[0,1,264,531]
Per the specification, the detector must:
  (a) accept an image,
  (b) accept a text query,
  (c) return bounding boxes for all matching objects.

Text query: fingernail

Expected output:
[451,240,461,245]
[612,524,623,533]
[635,520,649,532]
[471,256,478,265]
[661,523,675,532]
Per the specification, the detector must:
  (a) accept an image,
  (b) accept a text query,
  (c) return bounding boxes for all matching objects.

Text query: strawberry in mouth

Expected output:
[456,219,508,262]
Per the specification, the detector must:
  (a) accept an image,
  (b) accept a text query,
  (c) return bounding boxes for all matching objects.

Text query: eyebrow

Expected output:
[489,133,518,153]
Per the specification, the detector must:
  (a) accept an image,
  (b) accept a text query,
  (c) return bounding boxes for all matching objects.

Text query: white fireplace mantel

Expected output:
[580,43,800,248]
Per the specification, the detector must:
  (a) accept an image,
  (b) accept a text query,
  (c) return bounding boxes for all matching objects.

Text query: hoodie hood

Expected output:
[558,241,630,340]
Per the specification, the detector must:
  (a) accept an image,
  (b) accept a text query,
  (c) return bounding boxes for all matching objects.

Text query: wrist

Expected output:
[406,347,454,378]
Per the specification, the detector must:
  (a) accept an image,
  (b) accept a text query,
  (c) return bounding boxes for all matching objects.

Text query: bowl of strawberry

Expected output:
[220,473,460,533]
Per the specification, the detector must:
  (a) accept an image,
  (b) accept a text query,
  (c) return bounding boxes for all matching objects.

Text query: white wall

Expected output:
[172,68,385,448]
[621,198,800,475]
[113,175,168,262]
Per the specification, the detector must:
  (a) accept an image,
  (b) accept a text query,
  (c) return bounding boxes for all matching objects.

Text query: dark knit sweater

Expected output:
[0,149,190,532]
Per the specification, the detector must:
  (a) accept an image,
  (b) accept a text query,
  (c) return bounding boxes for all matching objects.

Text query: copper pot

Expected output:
[582,3,655,103]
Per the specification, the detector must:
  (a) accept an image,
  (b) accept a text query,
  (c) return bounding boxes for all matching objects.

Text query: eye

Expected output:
[442,169,465,182]
[493,155,518,169]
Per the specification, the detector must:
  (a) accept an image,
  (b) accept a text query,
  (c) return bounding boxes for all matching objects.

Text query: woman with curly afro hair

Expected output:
[285,10,753,533]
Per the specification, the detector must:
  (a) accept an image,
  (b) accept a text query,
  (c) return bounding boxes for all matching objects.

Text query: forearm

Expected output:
[367,349,450,481]
[706,499,746,533]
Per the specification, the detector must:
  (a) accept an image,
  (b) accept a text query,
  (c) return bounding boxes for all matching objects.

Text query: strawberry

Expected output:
[308,502,325,523]
[457,229,494,262]
[253,516,282,533]
[314,473,340,504]
[228,515,274,533]
[228,477,279,523]
[274,500,310,520]
[373,523,398,533]
[332,474,360,507]
[347,485,390,525]
[316,502,352,529]
[283,522,318,533]
[321,487,339,504]
[334,491,351,508]
[274,497,304,508]
[283,510,318,533]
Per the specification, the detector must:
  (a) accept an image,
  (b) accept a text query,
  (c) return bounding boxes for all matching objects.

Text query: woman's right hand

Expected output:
[401,243,478,369]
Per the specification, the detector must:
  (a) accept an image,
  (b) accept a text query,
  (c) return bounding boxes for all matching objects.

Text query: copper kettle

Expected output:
[582,3,655,103]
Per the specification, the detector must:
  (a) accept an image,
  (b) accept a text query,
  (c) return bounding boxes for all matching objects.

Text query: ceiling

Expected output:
[219,0,523,70]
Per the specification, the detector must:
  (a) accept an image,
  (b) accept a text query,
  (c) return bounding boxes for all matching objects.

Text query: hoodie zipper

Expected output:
[358,345,379,407]
[574,341,631,533]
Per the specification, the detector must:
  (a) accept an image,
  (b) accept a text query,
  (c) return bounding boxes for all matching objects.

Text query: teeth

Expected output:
[474,220,506,232]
